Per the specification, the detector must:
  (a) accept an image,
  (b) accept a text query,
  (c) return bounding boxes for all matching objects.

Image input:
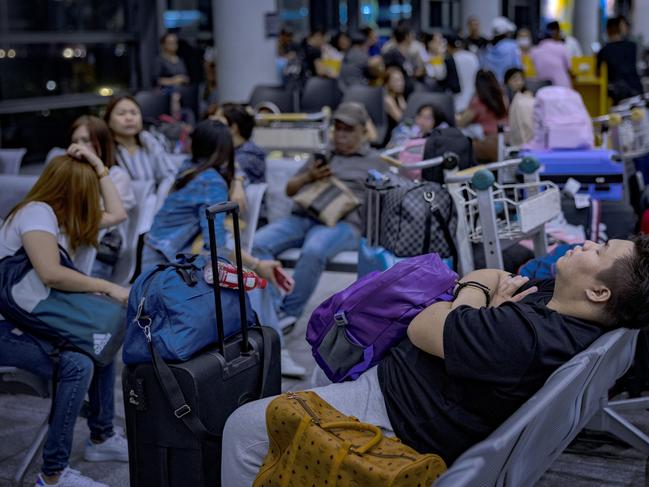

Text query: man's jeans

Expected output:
[0,322,115,476]
[252,215,359,318]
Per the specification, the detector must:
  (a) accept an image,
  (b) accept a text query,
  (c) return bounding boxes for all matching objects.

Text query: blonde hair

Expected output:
[5,155,102,252]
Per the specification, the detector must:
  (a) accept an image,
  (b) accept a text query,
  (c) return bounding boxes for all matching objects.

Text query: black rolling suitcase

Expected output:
[122,201,281,487]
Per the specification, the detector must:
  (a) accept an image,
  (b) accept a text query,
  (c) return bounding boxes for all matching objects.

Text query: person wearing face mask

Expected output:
[516,27,533,56]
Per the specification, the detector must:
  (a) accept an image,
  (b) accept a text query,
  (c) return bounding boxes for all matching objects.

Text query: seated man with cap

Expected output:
[251,102,389,332]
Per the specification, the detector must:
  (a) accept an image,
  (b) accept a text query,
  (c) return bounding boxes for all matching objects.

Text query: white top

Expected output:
[110,165,136,211]
[453,49,480,113]
[0,202,93,316]
[565,36,583,59]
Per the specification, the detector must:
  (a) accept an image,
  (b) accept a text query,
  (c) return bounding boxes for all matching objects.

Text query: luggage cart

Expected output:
[446,157,561,273]
[595,104,649,203]
[252,109,331,153]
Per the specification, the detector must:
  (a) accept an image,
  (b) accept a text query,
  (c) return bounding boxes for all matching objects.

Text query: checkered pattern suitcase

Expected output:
[363,170,457,263]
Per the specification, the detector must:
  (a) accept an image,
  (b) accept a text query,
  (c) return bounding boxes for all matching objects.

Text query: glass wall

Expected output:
[0,0,137,101]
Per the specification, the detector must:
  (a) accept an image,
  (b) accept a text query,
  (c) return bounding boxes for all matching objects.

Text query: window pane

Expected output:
[6,0,128,32]
[0,43,134,99]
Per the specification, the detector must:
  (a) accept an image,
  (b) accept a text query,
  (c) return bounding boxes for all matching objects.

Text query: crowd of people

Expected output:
[275,14,645,148]
[0,14,648,487]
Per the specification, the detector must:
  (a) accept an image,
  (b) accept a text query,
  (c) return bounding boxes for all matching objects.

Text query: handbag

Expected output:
[0,246,125,366]
[123,254,258,365]
[378,175,458,262]
[96,229,123,265]
[253,391,447,487]
[293,177,360,227]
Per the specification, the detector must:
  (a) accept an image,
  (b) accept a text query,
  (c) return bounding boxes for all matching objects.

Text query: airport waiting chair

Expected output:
[300,77,343,113]
[0,366,51,487]
[342,85,389,145]
[435,328,649,487]
[0,175,38,219]
[526,79,553,95]
[44,147,66,165]
[0,148,27,175]
[134,90,170,124]
[175,83,200,120]
[403,92,456,127]
[242,183,268,254]
[249,85,295,113]
[111,180,156,286]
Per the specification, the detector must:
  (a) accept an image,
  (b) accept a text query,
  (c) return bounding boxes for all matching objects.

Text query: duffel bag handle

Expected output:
[321,421,383,454]
[206,201,249,356]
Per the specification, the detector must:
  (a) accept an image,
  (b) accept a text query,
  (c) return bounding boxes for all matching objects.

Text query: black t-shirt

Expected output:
[597,40,643,95]
[300,41,322,77]
[377,279,605,464]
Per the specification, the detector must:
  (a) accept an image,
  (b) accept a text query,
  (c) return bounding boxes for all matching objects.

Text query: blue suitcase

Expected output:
[522,149,624,201]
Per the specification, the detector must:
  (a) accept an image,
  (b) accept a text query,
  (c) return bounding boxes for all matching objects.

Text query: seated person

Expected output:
[503,67,530,103]
[104,95,177,200]
[387,103,449,148]
[141,120,305,376]
[456,69,508,138]
[251,102,389,330]
[222,237,649,486]
[0,153,129,487]
[217,103,267,184]
[142,119,275,277]
[383,66,408,143]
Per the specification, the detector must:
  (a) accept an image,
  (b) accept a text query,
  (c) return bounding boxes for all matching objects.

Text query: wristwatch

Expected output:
[97,167,110,179]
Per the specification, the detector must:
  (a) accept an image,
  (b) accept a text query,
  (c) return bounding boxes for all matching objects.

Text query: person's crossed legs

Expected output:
[221,366,392,487]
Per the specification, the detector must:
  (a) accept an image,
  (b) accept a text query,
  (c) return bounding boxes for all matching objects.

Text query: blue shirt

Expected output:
[236,141,266,184]
[145,168,231,262]
[480,39,522,83]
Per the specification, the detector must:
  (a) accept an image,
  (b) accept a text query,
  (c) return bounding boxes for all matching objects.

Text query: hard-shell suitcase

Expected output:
[122,201,281,487]
[523,149,625,201]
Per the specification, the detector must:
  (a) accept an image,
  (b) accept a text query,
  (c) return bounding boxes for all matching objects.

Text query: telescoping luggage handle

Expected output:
[140,201,273,443]
[205,201,249,357]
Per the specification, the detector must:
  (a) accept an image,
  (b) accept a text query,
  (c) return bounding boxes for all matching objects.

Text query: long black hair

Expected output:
[475,69,507,119]
[173,120,234,191]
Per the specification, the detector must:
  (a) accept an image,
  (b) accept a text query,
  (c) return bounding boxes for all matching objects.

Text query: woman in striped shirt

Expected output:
[104,95,177,192]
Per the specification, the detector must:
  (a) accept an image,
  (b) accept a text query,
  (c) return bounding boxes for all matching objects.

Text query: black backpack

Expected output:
[422,127,474,183]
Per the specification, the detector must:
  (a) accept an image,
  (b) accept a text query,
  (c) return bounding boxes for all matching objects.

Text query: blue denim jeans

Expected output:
[0,322,115,476]
[252,215,359,318]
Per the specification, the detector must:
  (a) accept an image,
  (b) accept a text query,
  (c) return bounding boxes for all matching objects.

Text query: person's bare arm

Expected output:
[67,143,127,228]
[22,231,129,303]
[407,269,514,358]
[384,95,404,122]
[455,108,475,128]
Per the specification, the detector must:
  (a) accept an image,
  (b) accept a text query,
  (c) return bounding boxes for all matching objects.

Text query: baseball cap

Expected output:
[332,102,369,127]
[492,16,516,36]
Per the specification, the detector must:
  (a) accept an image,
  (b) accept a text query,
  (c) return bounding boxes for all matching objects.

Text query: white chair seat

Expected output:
[278,248,358,273]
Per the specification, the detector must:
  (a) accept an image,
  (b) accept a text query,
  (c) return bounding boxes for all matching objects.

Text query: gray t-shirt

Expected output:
[292,147,389,230]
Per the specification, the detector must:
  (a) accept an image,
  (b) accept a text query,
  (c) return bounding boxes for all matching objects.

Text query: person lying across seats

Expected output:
[222,237,649,486]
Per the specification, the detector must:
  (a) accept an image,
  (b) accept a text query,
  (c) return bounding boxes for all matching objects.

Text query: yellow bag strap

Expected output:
[281,416,311,487]
[321,421,383,454]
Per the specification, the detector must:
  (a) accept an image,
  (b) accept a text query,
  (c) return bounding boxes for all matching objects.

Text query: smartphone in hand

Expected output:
[314,153,328,168]
[273,267,295,294]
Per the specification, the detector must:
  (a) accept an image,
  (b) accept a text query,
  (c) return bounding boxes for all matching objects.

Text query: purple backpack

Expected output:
[307,253,457,382]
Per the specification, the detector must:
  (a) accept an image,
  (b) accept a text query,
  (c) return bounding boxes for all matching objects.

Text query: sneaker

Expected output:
[83,430,128,462]
[278,314,298,335]
[35,467,108,487]
[281,349,307,378]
